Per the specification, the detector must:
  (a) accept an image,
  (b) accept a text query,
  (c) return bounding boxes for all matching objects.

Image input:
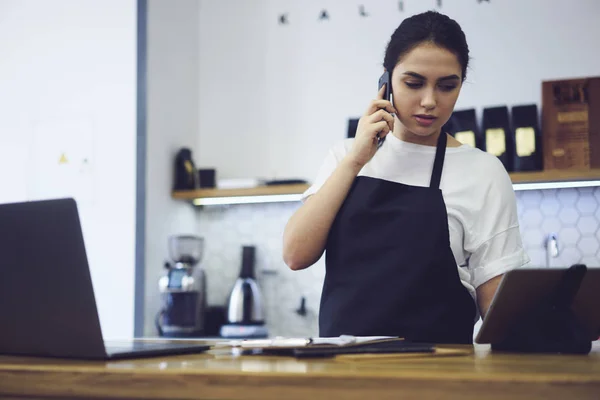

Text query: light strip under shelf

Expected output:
[193,193,303,206]
[512,180,600,191]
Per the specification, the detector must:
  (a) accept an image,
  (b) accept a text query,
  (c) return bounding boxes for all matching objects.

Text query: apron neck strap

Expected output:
[429,132,447,189]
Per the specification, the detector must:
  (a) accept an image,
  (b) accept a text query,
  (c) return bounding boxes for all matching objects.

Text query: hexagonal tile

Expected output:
[515,193,525,214]
[594,206,600,225]
[520,190,543,208]
[546,256,561,268]
[517,206,525,220]
[541,217,561,235]
[559,227,581,247]
[250,206,268,223]
[577,216,598,236]
[267,236,282,252]
[594,186,600,203]
[593,229,600,248]
[542,188,557,198]
[580,256,599,268]
[522,229,544,249]
[540,195,560,217]
[578,187,595,195]
[577,236,600,256]
[557,188,579,207]
[558,207,579,225]
[557,246,582,267]
[522,209,543,228]
[237,219,253,236]
[595,247,600,262]
[576,194,598,215]
[525,248,547,267]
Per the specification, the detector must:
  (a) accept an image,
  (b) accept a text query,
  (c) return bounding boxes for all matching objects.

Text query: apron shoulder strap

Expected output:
[429,132,447,189]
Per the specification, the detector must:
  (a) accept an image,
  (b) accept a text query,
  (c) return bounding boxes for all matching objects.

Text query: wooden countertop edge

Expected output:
[1,368,600,400]
[1,360,600,383]
[1,347,599,384]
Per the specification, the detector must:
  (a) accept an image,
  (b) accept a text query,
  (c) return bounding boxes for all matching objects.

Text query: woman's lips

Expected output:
[414,115,437,127]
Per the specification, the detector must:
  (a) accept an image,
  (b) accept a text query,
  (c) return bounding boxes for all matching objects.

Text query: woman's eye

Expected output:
[439,84,457,92]
[405,82,423,89]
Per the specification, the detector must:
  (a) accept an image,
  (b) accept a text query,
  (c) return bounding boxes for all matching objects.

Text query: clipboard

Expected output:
[289,339,435,358]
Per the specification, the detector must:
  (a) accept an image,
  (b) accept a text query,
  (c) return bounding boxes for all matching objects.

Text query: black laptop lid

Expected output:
[0,198,107,359]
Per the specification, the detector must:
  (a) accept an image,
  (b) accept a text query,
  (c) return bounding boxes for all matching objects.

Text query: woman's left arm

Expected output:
[476,275,503,319]
[465,157,530,319]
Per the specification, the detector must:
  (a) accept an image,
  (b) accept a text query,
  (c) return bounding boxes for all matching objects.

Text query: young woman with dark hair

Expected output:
[283,11,529,344]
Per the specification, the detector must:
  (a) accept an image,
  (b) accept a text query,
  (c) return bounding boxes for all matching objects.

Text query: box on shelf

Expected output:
[511,104,543,172]
[483,106,514,172]
[542,77,600,170]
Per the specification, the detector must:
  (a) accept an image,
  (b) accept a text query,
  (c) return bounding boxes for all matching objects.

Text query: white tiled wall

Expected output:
[195,187,600,337]
[517,188,600,269]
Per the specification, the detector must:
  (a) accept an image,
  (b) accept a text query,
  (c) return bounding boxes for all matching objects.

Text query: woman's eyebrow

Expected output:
[402,71,460,81]
[403,71,426,79]
[438,75,460,81]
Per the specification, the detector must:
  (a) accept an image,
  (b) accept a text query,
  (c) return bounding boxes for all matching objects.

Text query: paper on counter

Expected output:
[311,335,397,346]
[217,335,398,349]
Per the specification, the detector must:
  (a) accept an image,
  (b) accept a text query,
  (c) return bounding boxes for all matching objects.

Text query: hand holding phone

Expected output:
[346,71,396,168]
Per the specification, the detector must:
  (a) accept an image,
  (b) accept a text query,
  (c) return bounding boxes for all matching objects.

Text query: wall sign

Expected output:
[277,1,490,25]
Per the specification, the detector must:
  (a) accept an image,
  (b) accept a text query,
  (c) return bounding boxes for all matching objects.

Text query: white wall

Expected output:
[0,0,137,339]
[197,0,270,179]
[198,0,600,182]
[144,0,201,336]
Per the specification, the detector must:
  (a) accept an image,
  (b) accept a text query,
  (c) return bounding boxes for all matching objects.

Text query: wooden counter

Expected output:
[1,342,599,400]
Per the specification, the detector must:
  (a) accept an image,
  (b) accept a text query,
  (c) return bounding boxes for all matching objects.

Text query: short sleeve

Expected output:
[301,139,351,201]
[464,158,530,288]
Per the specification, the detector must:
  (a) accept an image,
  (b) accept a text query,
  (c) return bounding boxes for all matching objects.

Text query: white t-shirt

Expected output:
[303,133,530,307]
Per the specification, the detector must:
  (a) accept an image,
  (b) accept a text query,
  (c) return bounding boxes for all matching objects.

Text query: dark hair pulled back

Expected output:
[383,11,470,81]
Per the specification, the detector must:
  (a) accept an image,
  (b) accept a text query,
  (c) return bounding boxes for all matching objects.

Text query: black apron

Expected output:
[319,132,476,344]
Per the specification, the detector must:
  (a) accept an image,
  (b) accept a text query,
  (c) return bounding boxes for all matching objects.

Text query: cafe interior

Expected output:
[0,0,599,398]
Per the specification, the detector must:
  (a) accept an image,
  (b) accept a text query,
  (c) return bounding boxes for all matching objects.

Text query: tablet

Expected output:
[475,267,600,344]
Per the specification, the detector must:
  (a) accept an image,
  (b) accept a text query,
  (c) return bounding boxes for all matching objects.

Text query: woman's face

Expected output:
[390,42,463,145]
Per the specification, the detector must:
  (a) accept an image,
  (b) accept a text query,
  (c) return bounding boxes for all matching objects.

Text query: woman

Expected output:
[283,11,530,344]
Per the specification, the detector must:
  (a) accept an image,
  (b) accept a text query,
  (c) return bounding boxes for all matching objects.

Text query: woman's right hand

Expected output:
[347,84,397,168]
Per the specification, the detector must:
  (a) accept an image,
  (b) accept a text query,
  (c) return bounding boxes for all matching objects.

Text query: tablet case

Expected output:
[491,264,593,355]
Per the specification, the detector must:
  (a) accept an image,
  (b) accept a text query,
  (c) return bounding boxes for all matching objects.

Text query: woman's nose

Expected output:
[420,89,436,110]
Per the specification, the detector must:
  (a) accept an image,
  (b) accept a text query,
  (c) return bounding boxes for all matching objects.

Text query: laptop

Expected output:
[0,198,211,360]
[475,266,600,344]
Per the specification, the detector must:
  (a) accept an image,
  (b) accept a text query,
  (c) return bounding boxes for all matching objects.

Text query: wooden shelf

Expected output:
[172,183,310,202]
[172,170,600,206]
[509,169,600,184]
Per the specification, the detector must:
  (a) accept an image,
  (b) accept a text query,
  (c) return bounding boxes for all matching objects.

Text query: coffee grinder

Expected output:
[156,235,206,337]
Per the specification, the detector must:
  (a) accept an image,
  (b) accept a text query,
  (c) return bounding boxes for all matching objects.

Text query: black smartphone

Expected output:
[378,70,391,101]
[377,71,392,147]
